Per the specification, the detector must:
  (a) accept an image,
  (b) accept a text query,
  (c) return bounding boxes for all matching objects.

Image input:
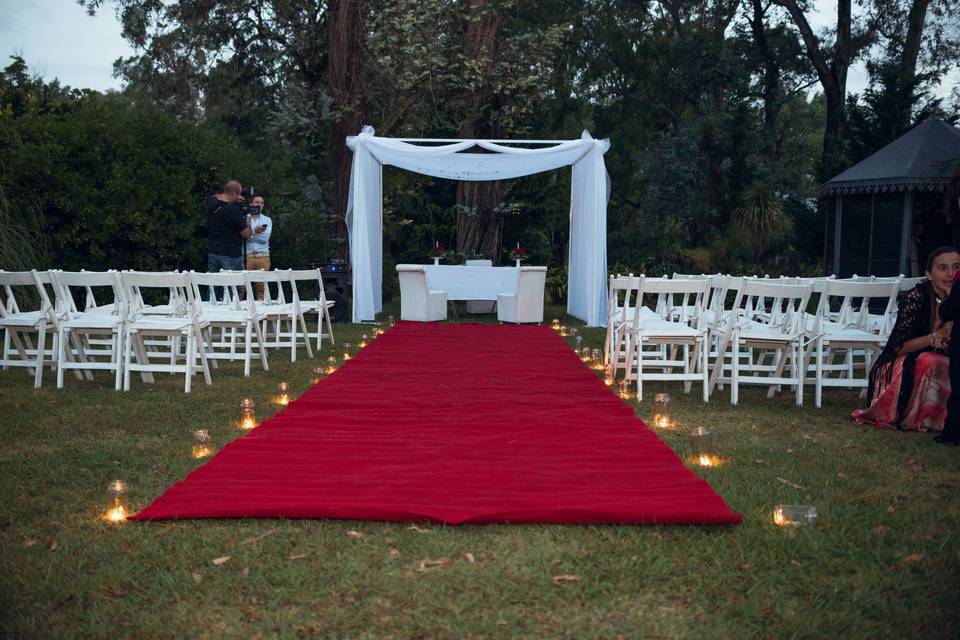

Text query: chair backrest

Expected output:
[397,265,430,304]
[0,270,57,320]
[189,271,254,309]
[731,278,813,336]
[244,269,292,305]
[517,266,546,299]
[120,271,195,317]
[50,271,125,319]
[813,279,899,335]
[286,268,328,307]
[636,276,709,326]
[898,276,925,291]
[607,275,641,329]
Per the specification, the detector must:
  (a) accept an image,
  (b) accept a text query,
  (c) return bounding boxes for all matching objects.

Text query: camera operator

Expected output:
[207,179,252,276]
[244,194,272,300]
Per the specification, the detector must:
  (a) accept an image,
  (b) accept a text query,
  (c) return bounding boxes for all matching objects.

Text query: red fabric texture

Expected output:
[132,322,742,525]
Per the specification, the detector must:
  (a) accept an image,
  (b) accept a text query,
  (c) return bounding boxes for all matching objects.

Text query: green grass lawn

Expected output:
[2,305,959,638]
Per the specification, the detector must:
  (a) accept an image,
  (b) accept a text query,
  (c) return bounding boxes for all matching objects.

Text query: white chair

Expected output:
[50,270,126,389]
[190,271,270,377]
[0,270,58,388]
[604,275,643,373]
[624,276,710,402]
[465,259,497,314]
[497,266,546,324]
[287,269,336,351]
[120,271,212,393]
[709,279,813,405]
[245,270,314,362]
[397,265,447,322]
[803,279,899,407]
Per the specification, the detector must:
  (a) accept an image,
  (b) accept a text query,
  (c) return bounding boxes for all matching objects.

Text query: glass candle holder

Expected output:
[580,347,591,362]
[653,392,671,428]
[618,380,634,400]
[343,342,352,360]
[359,334,369,348]
[192,429,213,459]
[551,319,560,331]
[559,325,568,337]
[325,356,338,374]
[773,505,818,527]
[312,366,326,384]
[374,322,384,336]
[575,335,583,348]
[591,348,604,370]
[688,427,719,466]
[275,382,290,406]
[603,365,614,386]
[387,315,395,326]
[239,398,257,430]
[570,327,579,338]
[103,479,129,523]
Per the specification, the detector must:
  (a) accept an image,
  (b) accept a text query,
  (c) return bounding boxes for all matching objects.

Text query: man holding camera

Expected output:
[206,179,252,274]
[245,194,273,300]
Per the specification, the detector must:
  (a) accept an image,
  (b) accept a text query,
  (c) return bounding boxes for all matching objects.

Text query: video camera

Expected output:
[238,186,261,216]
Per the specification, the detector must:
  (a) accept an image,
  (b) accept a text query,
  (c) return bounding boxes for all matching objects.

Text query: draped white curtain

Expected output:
[345,126,610,325]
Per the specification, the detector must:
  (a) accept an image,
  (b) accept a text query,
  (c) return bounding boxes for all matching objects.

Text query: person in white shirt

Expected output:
[245,194,273,300]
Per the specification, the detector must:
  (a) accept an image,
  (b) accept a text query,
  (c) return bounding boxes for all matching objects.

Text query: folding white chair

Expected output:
[190,271,269,377]
[287,269,336,351]
[245,269,314,362]
[624,276,710,402]
[50,270,127,389]
[803,279,899,407]
[709,279,813,405]
[0,270,59,388]
[603,275,642,374]
[120,271,212,393]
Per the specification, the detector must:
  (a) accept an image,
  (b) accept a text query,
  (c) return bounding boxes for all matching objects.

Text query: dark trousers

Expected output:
[944,335,960,438]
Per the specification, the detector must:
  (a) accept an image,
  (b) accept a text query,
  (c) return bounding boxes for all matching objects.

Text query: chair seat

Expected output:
[129,316,208,332]
[61,315,123,329]
[200,309,266,324]
[636,320,701,338]
[0,311,48,327]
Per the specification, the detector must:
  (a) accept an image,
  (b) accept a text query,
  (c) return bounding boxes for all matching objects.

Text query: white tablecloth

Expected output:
[424,265,520,301]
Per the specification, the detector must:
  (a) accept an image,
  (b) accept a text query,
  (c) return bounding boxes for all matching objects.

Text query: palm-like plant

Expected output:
[731,183,792,259]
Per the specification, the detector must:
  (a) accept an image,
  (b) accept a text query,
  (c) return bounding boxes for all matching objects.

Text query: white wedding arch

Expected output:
[345,126,611,326]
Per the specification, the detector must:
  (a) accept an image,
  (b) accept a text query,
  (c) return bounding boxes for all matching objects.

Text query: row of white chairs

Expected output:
[0,269,335,392]
[604,273,924,407]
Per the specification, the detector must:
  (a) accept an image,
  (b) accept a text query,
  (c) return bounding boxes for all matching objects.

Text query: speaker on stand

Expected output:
[311,259,351,323]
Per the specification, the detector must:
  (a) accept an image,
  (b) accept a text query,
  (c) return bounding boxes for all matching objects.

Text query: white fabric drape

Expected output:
[346,126,610,325]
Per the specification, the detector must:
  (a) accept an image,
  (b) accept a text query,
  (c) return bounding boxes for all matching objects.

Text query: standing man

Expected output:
[207,179,252,274]
[245,194,273,300]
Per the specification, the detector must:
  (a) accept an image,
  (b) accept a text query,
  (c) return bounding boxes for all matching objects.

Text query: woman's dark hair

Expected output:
[926,245,959,271]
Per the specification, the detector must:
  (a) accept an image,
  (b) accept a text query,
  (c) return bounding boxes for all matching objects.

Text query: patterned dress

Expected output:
[851,282,950,432]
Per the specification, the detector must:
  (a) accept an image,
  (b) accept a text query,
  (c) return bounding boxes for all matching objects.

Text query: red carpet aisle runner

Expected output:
[132,322,741,525]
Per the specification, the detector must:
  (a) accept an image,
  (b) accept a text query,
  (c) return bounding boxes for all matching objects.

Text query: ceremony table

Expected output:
[423,264,523,301]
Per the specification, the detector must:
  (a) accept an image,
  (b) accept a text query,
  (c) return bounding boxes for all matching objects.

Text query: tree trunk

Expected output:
[455,0,505,264]
[328,0,365,257]
[773,0,859,180]
[900,0,929,81]
[749,0,782,159]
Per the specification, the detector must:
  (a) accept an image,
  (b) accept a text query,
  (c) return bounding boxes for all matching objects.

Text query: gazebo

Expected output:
[818,117,960,277]
[345,126,611,326]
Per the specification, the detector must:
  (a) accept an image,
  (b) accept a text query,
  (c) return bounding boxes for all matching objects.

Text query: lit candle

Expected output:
[325,356,338,374]
[388,315,395,327]
[618,380,634,400]
[603,365,614,386]
[580,347,591,362]
[239,398,257,430]
[591,348,604,370]
[551,319,560,331]
[559,325,568,337]
[773,505,818,526]
[192,429,213,459]
[359,334,369,348]
[343,342,352,361]
[653,392,671,428]
[687,427,720,467]
[274,382,290,406]
[102,480,129,523]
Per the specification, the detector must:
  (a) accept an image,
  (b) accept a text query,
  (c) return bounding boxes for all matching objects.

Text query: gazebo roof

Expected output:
[818,117,960,196]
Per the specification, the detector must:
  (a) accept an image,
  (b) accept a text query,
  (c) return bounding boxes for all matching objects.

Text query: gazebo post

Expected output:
[832,194,843,276]
[899,190,914,276]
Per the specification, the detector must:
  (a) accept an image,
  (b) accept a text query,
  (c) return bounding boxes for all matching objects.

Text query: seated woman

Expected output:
[852,246,960,432]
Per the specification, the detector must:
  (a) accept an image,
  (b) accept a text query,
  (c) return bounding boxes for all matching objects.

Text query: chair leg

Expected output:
[184,332,194,393]
[731,333,739,406]
[298,313,314,359]
[815,338,824,408]
[113,330,123,391]
[33,324,46,388]
[243,321,252,377]
[57,327,67,389]
[700,335,709,402]
[795,344,803,406]
[123,331,132,391]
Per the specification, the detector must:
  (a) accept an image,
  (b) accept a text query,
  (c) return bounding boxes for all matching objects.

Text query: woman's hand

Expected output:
[932,321,952,350]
